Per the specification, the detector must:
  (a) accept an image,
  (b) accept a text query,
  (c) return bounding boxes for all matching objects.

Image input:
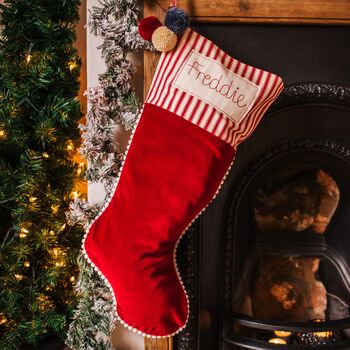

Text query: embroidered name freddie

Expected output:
[173,50,261,124]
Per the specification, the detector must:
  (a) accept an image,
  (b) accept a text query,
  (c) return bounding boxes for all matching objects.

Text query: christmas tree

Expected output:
[0,1,83,348]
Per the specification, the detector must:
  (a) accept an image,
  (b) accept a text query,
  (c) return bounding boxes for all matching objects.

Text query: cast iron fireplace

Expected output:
[174,23,350,349]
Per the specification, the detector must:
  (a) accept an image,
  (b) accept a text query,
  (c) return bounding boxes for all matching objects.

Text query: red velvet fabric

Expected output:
[84,103,236,336]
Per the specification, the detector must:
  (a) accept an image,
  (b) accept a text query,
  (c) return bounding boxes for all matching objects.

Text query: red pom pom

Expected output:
[138,16,162,41]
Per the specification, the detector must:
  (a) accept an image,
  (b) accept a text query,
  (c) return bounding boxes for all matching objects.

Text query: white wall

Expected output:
[86,0,106,205]
[87,1,144,349]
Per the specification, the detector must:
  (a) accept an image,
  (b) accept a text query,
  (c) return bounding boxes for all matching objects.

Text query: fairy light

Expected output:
[29,196,37,202]
[26,54,32,63]
[52,247,60,258]
[51,247,66,267]
[51,204,59,214]
[37,294,52,311]
[14,274,23,281]
[69,276,75,282]
[49,230,55,236]
[20,226,29,237]
[0,314,7,325]
[55,260,66,267]
[38,294,46,302]
[24,261,30,268]
[68,61,78,71]
[66,140,74,151]
[77,162,85,175]
[42,152,49,159]
[0,129,6,139]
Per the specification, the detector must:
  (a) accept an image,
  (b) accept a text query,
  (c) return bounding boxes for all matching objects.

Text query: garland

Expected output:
[66,1,152,349]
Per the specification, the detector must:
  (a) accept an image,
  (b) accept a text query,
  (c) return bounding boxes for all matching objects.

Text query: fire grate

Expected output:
[224,313,350,349]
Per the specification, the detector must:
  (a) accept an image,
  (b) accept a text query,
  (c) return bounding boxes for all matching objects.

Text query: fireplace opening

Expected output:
[252,168,339,323]
[228,167,350,347]
[223,140,350,349]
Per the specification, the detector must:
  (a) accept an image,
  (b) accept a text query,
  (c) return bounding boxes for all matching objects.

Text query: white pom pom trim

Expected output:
[81,104,236,338]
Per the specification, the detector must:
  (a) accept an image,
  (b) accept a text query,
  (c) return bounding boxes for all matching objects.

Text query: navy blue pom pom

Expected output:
[164,7,189,36]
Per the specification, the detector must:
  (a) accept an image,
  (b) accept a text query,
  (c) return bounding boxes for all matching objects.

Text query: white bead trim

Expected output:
[81,104,236,339]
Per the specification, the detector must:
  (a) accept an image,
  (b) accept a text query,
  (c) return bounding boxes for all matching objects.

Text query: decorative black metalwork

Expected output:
[176,220,200,350]
[269,83,350,112]
[224,313,350,349]
[228,313,350,332]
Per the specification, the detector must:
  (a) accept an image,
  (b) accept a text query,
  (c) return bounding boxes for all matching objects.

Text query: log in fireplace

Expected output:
[174,23,350,350]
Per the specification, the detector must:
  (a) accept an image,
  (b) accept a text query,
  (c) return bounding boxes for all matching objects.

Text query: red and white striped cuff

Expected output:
[145,28,284,147]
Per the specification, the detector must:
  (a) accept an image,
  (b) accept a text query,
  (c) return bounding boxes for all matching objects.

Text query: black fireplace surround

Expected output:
[174,23,350,350]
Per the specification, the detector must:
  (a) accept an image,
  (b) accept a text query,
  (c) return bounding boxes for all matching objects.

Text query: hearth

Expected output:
[223,135,350,349]
[175,23,350,350]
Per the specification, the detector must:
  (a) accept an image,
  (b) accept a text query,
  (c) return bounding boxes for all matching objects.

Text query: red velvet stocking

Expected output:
[83,28,284,338]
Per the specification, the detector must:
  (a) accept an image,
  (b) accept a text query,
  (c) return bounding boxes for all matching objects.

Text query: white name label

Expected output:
[173,51,261,124]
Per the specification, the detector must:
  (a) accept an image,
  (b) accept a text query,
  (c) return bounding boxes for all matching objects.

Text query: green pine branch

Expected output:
[0,1,84,349]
